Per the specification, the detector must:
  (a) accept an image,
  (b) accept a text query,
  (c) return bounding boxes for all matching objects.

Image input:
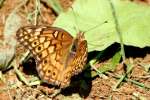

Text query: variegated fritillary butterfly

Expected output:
[16,25,87,88]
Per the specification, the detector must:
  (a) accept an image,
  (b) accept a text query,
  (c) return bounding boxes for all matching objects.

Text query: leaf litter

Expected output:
[0,0,149,100]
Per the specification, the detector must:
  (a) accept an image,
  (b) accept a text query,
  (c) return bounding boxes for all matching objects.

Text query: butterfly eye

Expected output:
[71,42,77,52]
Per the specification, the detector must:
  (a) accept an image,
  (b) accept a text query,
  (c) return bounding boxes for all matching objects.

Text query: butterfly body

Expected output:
[16,25,87,88]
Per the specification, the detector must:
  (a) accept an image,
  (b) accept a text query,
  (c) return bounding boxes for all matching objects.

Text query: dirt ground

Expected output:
[0,0,150,100]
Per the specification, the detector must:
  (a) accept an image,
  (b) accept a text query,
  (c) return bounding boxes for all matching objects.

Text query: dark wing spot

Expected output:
[28,34,31,38]
[38,46,41,50]
[34,41,37,45]
[44,60,47,64]
[39,54,42,58]
[53,72,56,76]
[47,69,51,73]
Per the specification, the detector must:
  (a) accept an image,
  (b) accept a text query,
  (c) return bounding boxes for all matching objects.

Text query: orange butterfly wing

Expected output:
[16,25,87,88]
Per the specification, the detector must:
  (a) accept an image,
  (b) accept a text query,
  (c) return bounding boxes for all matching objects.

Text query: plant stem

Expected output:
[108,0,126,62]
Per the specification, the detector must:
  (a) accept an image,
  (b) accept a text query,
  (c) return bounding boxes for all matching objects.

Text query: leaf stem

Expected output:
[108,0,126,62]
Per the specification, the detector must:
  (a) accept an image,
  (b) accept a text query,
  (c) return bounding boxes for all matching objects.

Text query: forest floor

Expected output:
[0,0,150,100]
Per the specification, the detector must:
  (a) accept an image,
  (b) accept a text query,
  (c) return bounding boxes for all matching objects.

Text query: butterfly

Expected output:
[16,25,87,88]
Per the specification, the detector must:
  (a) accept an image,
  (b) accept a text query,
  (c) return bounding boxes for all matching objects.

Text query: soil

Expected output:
[0,0,150,100]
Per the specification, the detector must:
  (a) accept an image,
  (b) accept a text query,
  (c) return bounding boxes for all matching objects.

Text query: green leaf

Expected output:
[97,51,121,73]
[111,51,121,70]
[54,0,150,52]
[86,51,121,78]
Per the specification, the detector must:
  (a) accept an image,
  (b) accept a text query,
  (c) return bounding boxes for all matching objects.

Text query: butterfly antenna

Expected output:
[71,7,108,35]
[84,21,108,33]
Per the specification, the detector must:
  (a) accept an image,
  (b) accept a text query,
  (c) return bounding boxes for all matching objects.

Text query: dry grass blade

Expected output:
[47,0,64,14]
